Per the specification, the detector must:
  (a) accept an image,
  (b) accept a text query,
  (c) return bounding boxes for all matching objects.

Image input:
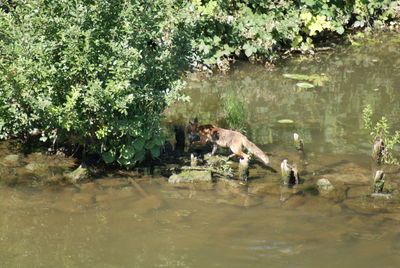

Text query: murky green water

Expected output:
[1,33,400,268]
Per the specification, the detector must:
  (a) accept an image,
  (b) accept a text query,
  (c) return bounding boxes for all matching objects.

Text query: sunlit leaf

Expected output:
[120,145,135,159]
[283,73,310,81]
[278,119,294,124]
[296,82,315,88]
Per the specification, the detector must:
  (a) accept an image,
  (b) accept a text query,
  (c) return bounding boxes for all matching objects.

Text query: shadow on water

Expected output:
[1,33,400,267]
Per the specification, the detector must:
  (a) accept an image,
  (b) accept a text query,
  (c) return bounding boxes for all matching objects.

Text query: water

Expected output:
[1,33,400,267]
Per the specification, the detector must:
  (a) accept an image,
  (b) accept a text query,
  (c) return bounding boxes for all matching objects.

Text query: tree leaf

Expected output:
[133,150,145,162]
[102,151,115,164]
[150,146,161,158]
[132,138,145,150]
[120,145,135,159]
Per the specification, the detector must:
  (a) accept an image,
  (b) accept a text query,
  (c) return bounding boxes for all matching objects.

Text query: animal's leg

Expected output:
[210,143,218,156]
[229,144,249,160]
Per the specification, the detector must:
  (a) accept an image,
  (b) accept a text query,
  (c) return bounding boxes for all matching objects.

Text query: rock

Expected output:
[317,178,335,196]
[343,198,390,214]
[25,163,48,172]
[42,174,65,185]
[3,154,20,165]
[371,193,392,199]
[64,166,89,184]
[317,178,335,192]
[168,170,213,184]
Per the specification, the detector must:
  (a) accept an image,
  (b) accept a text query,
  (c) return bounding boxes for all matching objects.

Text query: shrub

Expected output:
[0,0,187,166]
[174,0,400,69]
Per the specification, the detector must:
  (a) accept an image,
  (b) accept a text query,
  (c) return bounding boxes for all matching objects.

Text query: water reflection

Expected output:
[165,32,400,155]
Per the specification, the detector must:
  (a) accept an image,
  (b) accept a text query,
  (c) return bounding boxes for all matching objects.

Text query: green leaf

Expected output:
[120,145,135,159]
[133,150,146,162]
[283,73,310,81]
[145,140,156,149]
[243,43,257,57]
[132,138,146,150]
[154,136,164,146]
[102,151,115,164]
[335,25,345,35]
[117,157,131,166]
[277,119,294,124]
[150,146,161,158]
[296,82,315,88]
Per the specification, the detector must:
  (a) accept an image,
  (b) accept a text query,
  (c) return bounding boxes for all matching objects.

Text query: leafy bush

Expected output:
[0,0,187,166]
[174,0,400,69]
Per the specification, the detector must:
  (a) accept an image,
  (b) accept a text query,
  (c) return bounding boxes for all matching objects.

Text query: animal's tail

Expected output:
[243,138,270,166]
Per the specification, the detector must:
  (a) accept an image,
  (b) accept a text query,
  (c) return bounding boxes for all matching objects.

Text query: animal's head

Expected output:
[187,118,201,144]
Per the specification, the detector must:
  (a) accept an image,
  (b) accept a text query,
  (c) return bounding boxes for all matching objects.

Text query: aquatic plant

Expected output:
[362,105,400,165]
[222,90,246,133]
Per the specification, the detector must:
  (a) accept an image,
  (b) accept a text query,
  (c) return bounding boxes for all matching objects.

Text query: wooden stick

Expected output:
[238,157,249,183]
[372,170,385,193]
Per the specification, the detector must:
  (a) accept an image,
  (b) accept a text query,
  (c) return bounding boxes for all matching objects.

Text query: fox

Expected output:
[187,118,270,166]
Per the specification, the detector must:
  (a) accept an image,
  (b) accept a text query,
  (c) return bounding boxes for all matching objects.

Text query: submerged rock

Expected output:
[2,154,20,166]
[343,198,392,214]
[168,170,213,184]
[315,178,346,202]
[25,163,48,172]
[64,166,89,184]
[317,178,335,193]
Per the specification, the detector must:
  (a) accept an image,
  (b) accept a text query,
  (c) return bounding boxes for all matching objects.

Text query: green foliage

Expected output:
[173,0,400,69]
[362,105,400,165]
[0,0,188,166]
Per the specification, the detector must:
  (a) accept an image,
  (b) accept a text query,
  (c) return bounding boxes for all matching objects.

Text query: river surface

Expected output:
[1,33,400,268]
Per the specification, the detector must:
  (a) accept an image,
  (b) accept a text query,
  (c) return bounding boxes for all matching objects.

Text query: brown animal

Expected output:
[187,119,270,166]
